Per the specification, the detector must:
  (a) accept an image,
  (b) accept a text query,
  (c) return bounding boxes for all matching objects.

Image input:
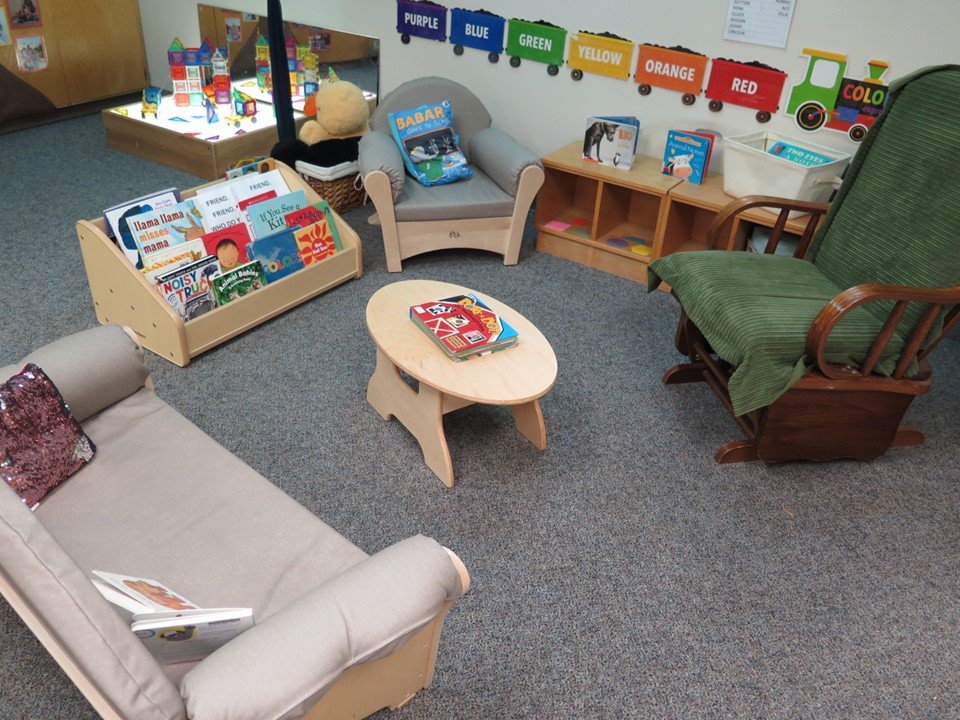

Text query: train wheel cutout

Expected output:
[547,64,559,76]
[488,52,499,63]
[453,44,464,55]
[571,69,583,81]
[401,33,411,44]
[510,55,521,68]
[637,83,651,96]
[848,124,868,141]
[708,99,723,112]
[756,110,771,123]
[796,101,827,131]
[681,93,696,106]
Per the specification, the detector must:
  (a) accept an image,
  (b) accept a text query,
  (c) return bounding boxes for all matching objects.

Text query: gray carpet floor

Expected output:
[1,115,959,719]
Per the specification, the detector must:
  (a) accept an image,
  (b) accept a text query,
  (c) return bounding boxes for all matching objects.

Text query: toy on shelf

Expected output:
[567,30,633,81]
[449,7,505,63]
[396,0,448,44]
[505,18,567,76]
[168,37,221,107]
[704,58,788,123]
[786,48,889,142]
[141,86,162,119]
[634,44,709,106]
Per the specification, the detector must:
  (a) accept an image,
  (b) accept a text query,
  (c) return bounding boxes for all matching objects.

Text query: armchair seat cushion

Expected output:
[649,251,909,416]
[394,165,515,222]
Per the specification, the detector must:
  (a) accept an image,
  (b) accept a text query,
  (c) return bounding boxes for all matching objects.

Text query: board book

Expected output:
[767,140,833,167]
[103,188,181,267]
[409,293,519,361]
[92,570,253,665]
[583,115,640,169]
[127,199,204,259]
[154,255,220,321]
[211,260,267,306]
[247,189,308,238]
[284,200,342,251]
[200,223,252,273]
[247,226,304,282]
[661,130,714,184]
[141,239,205,283]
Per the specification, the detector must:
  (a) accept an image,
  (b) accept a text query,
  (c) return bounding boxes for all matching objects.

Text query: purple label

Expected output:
[397,0,447,41]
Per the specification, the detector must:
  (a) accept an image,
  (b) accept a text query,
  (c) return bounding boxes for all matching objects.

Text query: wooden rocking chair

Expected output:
[648,65,960,463]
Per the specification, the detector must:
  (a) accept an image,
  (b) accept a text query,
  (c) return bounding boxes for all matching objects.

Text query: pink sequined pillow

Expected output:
[0,364,96,509]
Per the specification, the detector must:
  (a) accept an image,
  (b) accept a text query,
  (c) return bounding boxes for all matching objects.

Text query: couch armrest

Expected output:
[180,535,466,720]
[469,127,542,197]
[8,325,150,423]
[359,130,405,203]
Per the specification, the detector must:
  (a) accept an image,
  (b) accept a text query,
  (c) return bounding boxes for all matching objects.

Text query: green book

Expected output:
[211,260,267,306]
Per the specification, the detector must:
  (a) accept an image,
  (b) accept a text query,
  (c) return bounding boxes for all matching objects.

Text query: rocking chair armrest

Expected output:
[807,283,960,380]
[706,195,830,257]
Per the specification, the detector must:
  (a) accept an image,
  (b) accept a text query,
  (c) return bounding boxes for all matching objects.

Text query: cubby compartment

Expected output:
[657,199,717,256]
[535,167,599,240]
[595,183,660,260]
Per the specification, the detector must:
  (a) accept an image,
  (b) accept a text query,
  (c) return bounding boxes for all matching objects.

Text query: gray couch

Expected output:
[359,76,544,272]
[0,325,469,720]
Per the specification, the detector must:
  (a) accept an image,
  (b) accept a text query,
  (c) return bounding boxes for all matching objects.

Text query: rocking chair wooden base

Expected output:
[666,312,933,464]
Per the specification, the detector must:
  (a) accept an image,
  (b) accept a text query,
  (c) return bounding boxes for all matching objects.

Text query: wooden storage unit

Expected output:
[536,141,811,283]
[75,162,362,367]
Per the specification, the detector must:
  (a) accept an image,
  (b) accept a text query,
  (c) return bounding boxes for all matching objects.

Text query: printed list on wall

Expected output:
[723,0,797,49]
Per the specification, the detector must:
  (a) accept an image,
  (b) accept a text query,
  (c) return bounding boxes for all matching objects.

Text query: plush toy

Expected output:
[271,78,370,168]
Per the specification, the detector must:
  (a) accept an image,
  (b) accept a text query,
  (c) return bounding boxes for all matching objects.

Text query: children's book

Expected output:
[91,571,253,666]
[127,199,205,259]
[230,169,290,214]
[661,130,714,184]
[582,116,641,169]
[154,255,220,321]
[283,200,342,251]
[293,220,339,265]
[409,293,519,361]
[200,224,252,273]
[193,185,246,233]
[767,140,833,167]
[140,239,206,283]
[211,260,267,306]
[247,226,305,282]
[247,189,308,238]
[103,189,181,267]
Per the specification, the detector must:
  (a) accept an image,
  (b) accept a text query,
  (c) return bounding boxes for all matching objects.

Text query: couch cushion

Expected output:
[0,479,187,720]
[394,166,515,222]
[649,251,909,416]
[36,389,368,644]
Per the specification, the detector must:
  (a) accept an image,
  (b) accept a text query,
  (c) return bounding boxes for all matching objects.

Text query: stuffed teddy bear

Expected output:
[271,79,370,168]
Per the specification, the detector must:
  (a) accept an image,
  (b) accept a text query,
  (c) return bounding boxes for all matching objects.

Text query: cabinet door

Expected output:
[52,0,148,104]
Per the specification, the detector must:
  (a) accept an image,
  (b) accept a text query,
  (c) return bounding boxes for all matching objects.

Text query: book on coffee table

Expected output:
[409,293,519,361]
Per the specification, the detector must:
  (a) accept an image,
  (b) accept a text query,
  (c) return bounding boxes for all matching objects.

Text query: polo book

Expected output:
[91,571,253,666]
[409,293,519,361]
[211,260,267,306]
[247,226,305,282]
[247,189,308,238]
[127,199,205,259]
[155,255,220,321]
[200,223,252,273]
[103,188,181,267]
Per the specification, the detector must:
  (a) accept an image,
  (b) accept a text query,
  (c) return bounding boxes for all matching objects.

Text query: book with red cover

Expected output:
[284,200,343,253]
[199,224,252,272]
[409,293,519,361]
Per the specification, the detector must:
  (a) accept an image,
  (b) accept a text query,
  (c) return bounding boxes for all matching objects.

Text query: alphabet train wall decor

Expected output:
[394,0,892,139]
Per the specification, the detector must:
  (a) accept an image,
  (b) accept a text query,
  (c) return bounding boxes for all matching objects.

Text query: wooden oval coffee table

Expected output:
[366,280,558,487]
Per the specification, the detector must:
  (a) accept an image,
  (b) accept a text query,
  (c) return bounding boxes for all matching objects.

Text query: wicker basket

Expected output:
[295,160,366,214]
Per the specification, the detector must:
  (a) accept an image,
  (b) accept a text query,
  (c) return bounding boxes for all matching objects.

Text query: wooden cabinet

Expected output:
[535,142,811,283]
[0,0,147,122]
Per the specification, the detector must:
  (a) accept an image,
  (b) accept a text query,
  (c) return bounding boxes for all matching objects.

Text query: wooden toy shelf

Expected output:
[76,162,362,367]
[535,142,811,283]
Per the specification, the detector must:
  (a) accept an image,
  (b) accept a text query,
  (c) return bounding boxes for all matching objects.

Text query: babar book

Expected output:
[155,255,220,321]
[582,116,640,169]
[212,260,267,306]
[103,188,181,268]
[388,100,473,187]
[247,189,308,238]
[410,293,519,361]
[247,226,304,282]
[661,130,714,185]
[128,199,205,259]
[200,223,252,274]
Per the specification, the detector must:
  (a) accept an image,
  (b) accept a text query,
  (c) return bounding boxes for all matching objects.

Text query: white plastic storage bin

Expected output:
[723,131,851,215]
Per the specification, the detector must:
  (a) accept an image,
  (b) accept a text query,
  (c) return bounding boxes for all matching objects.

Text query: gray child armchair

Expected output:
[359,76,544,272]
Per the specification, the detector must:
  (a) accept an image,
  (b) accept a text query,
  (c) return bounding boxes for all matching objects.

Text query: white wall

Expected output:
[138,0,959,164]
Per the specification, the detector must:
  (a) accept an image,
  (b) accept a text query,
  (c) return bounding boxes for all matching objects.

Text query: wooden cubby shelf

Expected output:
[535,141,811,283]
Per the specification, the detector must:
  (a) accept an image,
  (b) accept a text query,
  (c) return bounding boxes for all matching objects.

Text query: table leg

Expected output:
[511,399,547,451]
[367,348,456,487]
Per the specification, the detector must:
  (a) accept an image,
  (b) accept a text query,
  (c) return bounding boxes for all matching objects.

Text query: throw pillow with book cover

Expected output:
[388,100,473,186]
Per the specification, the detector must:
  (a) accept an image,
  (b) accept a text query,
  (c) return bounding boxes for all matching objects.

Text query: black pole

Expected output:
[267,0,295,141]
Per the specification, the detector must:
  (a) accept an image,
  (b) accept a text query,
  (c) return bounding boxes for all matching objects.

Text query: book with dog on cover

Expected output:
[91,571,253,666]
[409,293,519,361]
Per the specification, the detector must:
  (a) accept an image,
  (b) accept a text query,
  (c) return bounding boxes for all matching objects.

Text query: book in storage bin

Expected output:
[75,161,362,367]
